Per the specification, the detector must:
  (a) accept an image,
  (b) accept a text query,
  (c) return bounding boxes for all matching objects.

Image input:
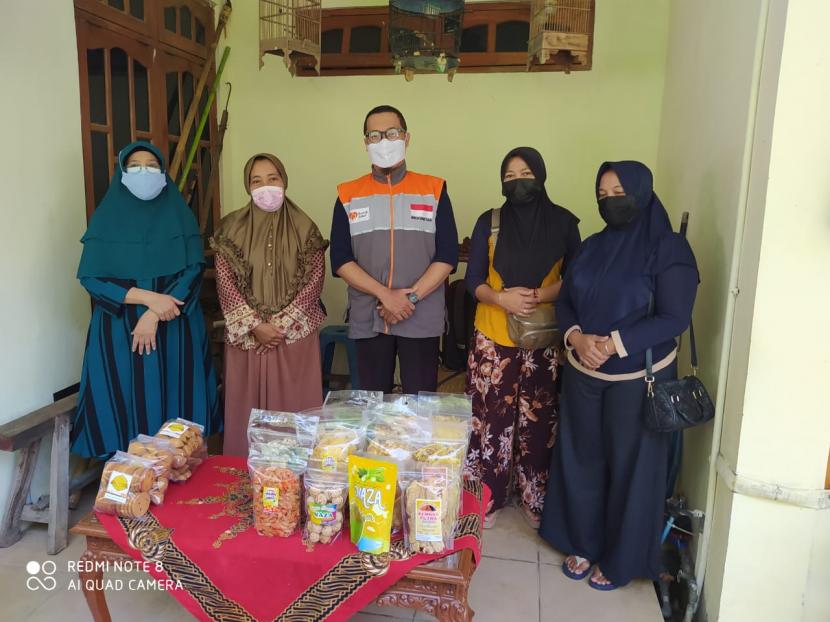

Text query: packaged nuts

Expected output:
[302,470,348,546]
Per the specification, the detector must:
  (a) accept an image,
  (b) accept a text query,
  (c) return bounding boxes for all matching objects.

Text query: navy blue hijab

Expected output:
[565,161,697,334]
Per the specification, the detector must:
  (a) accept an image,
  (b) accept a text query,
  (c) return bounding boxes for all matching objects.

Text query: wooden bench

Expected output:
[71,512,476,621]
[0,394,76,554]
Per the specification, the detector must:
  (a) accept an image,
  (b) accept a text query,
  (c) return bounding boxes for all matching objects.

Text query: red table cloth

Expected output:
[96,455,488,622]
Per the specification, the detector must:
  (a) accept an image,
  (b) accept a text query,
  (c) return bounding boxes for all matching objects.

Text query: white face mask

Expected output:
[367,139,406,169]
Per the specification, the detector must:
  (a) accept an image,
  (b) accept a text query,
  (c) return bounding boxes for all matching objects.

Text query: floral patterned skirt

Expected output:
[464,330,561,519]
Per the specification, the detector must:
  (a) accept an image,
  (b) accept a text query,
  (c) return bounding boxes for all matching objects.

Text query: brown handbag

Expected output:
[491,209,562,350]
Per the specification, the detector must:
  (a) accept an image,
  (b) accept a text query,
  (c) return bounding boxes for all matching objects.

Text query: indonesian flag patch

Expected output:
[410,203,435,221]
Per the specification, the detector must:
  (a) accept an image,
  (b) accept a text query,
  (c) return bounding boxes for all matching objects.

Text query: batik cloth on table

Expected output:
[96,455,488,622]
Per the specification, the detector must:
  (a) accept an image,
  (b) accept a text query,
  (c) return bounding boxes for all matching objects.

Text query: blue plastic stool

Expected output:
[319,325,360,398]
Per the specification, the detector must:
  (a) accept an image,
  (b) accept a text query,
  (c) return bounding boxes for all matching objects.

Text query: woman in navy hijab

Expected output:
[539,161,698,590]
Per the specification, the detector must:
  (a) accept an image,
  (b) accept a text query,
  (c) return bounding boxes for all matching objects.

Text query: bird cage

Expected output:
[259,0,322,76]
[389,0,465,82]
[528,0,593,71]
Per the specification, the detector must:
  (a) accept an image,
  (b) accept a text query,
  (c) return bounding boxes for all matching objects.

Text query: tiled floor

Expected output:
[0,500,662,621]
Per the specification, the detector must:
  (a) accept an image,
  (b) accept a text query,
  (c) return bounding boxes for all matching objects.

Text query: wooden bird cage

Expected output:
[528,0,594,71]
[259,0,322,76]
[389,0,465,82]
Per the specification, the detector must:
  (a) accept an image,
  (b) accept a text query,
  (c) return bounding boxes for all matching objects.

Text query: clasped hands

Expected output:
[569,331,618,370]
[377,286,418,325]
[131,292,185,355]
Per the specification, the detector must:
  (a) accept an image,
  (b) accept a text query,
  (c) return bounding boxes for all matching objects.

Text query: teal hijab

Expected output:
[77,141,204,280]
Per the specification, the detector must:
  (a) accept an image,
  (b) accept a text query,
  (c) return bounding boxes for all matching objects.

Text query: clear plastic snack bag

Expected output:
[127,434,179,504]
[248,443,309,538]
[154,418,207,482]
[302,469,349,546]
[94,451,162,518]
[323,390,383,409]
[401,467,457,555]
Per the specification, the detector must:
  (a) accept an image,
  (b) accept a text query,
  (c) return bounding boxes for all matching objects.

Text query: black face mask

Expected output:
[599,195,640,229]
[502,178,542,205]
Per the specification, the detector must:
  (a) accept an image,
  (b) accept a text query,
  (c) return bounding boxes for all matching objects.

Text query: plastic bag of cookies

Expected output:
[127,434,179,504]
[154,418,207,482]
[302,469,348,546]
[94,451,160,519]
[401,467,459,555]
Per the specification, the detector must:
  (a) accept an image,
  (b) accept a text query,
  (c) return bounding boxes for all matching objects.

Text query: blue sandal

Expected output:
[588,569,618,591]
[561,556,592,581]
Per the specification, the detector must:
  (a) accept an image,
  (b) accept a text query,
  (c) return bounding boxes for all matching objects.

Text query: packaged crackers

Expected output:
[94,451,161,518]
[154,418,207,482]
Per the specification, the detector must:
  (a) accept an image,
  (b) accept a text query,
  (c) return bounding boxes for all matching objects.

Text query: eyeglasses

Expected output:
[364,128,406,144]
[125,164,162,174]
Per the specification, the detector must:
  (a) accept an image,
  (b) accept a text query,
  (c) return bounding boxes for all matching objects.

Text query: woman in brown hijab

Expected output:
[211,153,328,455]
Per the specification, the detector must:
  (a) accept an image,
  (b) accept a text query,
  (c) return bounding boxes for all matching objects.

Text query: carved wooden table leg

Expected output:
[79,549,112,622]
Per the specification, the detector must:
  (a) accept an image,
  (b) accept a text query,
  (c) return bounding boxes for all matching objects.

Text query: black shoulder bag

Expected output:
[643,213,715,432]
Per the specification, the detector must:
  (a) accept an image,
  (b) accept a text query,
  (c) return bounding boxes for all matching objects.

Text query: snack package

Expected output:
[248,443,309,538]
[302,469,348,546]
[348,454,398,554]
[248,410,319,459]
[306,406,366,472]
[417,392,473,442]
[94,451,160,518]
[401,468,458,554]
[127,434,179,504]
[323,390,383,409]
[154,418,207,482]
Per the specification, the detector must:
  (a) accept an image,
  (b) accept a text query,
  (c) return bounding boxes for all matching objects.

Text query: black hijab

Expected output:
[493,147,579,288]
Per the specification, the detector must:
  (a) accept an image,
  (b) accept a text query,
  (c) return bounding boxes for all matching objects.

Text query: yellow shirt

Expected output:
[474,236,564,347]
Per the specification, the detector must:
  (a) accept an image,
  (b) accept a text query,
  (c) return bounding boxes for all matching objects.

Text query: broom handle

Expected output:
[169,1,232,182]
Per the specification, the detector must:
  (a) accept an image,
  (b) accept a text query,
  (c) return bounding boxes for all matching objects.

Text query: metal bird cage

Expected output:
[259,0,322,76]
[528,0,593,70]
[389,0,465,82]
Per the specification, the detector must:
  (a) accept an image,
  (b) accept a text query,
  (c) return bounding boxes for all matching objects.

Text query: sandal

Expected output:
[561,556,592,581]
[588,568,618,592]
[483,510,500,529]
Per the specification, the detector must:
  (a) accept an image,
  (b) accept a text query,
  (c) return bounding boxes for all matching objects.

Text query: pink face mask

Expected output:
[251,185,285,212]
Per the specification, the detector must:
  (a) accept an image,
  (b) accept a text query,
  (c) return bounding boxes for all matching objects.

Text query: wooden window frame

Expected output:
[74,0,219,234]
[294,1,593,77]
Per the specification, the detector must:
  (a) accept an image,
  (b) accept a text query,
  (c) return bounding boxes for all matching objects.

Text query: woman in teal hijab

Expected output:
[72,140,220,458]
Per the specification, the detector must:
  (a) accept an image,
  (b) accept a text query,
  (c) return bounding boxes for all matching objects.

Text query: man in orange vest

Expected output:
[329,105,459,394]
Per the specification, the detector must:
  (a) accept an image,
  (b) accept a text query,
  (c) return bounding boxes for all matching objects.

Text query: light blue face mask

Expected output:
[120,166,167,201]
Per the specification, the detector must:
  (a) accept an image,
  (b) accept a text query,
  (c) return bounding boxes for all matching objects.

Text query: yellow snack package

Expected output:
[348,454,398,554]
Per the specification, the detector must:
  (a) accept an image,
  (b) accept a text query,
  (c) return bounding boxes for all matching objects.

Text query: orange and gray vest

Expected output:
[333,167,458,339]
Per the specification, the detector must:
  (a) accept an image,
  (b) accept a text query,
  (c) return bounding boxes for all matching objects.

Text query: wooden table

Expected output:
[71,513,476,621]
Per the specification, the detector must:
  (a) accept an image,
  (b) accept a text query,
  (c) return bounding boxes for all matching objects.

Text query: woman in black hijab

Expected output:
[464,147,581,528]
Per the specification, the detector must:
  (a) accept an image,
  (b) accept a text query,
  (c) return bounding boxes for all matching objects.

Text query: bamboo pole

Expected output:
[170,0,233,182]
[178,47,231,192]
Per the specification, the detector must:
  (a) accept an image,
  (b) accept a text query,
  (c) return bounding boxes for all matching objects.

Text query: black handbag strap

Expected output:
[646,212,698,383]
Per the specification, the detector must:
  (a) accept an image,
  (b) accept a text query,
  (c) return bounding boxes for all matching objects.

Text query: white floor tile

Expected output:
[481,506,540,563]
[539,563,663,622]
[468,557,539,622]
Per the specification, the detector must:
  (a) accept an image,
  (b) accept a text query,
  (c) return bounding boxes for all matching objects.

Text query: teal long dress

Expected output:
[71,140,220,458]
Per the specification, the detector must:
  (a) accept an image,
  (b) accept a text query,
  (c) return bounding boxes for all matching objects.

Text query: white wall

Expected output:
[716,0,830,618]
[658,0,830,619]
[0,1,89,521]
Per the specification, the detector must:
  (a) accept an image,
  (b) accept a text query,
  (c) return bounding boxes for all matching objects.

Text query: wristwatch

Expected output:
[407,292,420,304]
